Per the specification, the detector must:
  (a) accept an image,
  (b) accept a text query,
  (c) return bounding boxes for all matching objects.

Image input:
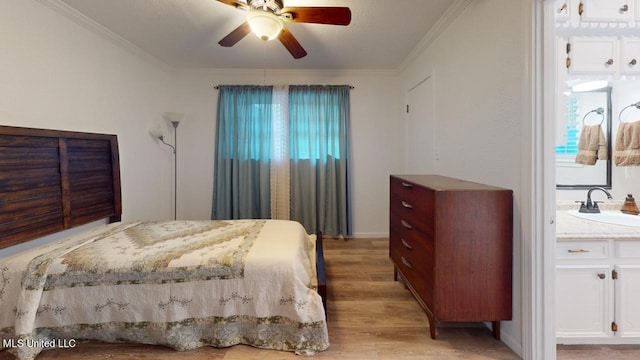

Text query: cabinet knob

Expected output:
[597,273,606,280]
[605,59,614,66]
[630,59,637,66]
[558,3,567,14]
[620,4,629,13]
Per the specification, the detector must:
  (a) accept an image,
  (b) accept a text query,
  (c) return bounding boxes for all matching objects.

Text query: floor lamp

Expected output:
[152,112,183,220]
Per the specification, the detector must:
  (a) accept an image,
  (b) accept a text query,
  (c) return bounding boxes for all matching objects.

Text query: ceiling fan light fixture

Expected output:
[247,10,283,41]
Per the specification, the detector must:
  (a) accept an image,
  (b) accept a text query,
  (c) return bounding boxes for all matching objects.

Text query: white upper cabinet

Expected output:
[565,36,640,75]
[554,0,640,25]
[567,36,619,74]
[621,37,640,74]
[579,0,633,22]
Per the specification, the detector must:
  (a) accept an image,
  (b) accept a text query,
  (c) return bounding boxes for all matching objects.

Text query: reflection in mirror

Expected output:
[556,86,612,189]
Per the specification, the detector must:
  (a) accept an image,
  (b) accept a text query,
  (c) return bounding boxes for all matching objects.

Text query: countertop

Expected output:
[556,202,640,240]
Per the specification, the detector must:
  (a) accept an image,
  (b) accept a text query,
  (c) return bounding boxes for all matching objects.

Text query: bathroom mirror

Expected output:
[556,86,612,189]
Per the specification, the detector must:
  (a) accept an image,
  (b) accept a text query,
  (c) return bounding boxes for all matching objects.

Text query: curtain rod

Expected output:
[214,85,354,89]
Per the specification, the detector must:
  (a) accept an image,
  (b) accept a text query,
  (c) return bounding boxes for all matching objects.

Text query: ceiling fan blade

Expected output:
[280,7,351,25]
[278,27,307,59]
[216,0,250,11]
[218,21,251,47]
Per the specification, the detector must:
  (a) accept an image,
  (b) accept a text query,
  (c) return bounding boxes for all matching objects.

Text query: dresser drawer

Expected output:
[390,216,432,250]
[390,210,434,241]
[390,230,431,272]
[390,177,435,214]
[389,222,434,291]
[390,200,434,235]
[394,252,434,310]
[556,241,609,260]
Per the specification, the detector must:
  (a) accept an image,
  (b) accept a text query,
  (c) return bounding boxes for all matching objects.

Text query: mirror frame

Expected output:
[556,86,612,190]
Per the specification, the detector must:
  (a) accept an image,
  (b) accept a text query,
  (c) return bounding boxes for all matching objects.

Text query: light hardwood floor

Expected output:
[2,238,637,359]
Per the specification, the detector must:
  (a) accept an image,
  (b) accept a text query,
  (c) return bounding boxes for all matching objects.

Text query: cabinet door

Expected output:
[556,265,612,341]
[568,37,618,74]
[621,37,640,74]
[580,0,633,22]
[615,265,640,339]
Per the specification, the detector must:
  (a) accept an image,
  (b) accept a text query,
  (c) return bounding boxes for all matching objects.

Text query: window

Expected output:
[212,85,352,237]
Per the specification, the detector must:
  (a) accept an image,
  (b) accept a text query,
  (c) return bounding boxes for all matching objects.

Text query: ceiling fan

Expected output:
[217,0,351,59]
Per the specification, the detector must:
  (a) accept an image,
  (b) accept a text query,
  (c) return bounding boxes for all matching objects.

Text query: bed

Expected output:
[0,125,328,359]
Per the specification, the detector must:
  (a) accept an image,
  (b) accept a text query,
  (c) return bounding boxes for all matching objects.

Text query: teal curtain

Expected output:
[289,85,352,237]
[212,85,273,220]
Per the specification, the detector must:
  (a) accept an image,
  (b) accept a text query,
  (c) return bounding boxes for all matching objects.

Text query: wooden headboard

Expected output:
[0,126,122,249]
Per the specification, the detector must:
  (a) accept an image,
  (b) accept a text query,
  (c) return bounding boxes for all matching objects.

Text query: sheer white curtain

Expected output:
[270,85,290,220]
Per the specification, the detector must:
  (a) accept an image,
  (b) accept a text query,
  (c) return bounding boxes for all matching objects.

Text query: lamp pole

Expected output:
[171,120,179,220]
[156,112,183,220]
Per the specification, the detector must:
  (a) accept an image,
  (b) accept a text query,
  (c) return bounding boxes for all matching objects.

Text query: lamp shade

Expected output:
[163,112,184,124]
[148,123,163,139]
[247,10,283,41]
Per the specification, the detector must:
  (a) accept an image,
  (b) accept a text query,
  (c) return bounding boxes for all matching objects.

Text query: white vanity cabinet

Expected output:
[556,238,640,344]
[615,240,640,339]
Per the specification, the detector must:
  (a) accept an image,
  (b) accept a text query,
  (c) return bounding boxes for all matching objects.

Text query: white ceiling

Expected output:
[55,0,456,70]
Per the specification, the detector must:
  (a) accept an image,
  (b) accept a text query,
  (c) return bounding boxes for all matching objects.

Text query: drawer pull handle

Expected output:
[401,201,413,209]
[568,249,590,253]
[401,257,413,269]
[606,59,614,66]
[621,4,629,12]
[401,238,413,250]
[597,273,606,280]
[401,220,413,229]
[401,182,414,188]
[630,59,637,66]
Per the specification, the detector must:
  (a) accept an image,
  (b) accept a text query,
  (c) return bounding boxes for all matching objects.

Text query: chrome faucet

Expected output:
[578,187,613,213]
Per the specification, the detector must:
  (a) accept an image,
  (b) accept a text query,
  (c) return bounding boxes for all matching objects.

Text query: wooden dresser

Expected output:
[389,175,513,340]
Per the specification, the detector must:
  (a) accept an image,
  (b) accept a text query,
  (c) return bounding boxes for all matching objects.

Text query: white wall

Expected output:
[173,69,404,237]
[1,0,176,222]
[400,0,526,355]
[1,1,405,239]
[0,0,538,356]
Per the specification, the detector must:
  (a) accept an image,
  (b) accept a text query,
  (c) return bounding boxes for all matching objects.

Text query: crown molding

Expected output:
[398,0,473,72]
[36,0,173,72]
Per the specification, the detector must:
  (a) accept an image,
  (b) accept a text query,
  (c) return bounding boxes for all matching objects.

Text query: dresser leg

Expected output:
[492,321,501,340]
[427,315,437,339]
[393,266,398,281]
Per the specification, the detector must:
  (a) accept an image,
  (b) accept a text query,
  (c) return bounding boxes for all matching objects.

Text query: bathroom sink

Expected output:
[568,209,640,228]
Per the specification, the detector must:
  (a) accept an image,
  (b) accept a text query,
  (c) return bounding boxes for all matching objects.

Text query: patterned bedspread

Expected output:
[0,219,328,359]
